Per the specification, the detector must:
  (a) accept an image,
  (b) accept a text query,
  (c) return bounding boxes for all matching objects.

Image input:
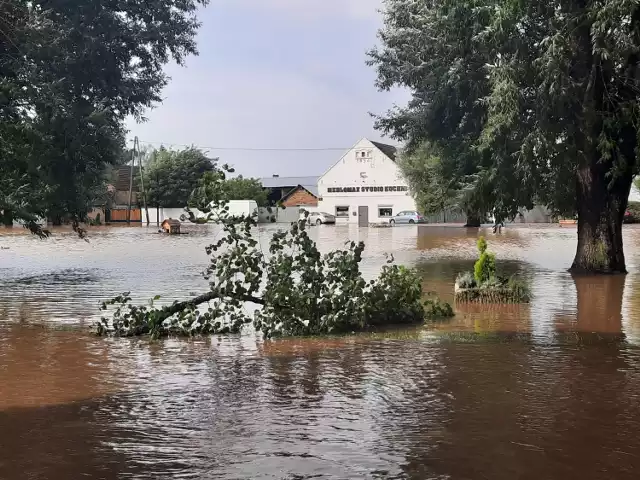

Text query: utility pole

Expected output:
[135,137,150,225]
[126,145,135,225]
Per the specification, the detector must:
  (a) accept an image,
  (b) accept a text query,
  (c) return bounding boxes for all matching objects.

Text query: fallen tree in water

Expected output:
[97,167,453,338]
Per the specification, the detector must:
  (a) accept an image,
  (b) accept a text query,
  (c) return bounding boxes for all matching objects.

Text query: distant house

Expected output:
[317,138,415,224]
[260,175,319,207]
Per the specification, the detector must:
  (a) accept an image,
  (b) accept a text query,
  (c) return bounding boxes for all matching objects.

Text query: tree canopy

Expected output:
[0,0,208,229]
[369,0,640,273]
[144,147,216,208]
[399,143,465,220]
[221,176,269,207]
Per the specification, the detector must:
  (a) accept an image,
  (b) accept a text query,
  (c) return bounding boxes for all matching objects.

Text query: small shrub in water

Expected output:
[477,236,487,254]
[456,272,476,289]
[474,236,496,284]
[453,237,530,304]
[507,275,531,302]
[424,298,455,318]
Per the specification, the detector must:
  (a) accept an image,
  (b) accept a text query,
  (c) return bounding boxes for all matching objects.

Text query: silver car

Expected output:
[389,211,426,225]
[308,212,336,225]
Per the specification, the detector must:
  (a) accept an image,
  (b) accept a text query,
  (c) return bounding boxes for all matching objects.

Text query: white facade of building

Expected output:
[317,138,416,224]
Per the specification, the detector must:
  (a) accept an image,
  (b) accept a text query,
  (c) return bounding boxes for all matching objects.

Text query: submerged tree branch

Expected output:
[155,289,266,323]
[99,174,450,338]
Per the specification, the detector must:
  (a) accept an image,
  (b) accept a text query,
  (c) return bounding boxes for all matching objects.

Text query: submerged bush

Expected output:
[424,297,455,318]
[506,275,531,303]
[474,236,496,284]
[455,272,476,289]
[97,167,451,338]
[455,237,530,304]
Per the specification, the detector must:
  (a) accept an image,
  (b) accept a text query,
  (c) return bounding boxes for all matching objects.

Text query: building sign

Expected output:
[326,185,409,193]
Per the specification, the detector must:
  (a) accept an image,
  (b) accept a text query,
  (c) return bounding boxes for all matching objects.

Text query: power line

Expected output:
[131,139,355,152]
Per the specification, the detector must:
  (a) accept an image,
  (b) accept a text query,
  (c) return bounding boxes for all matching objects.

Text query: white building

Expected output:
[317,138,416,224]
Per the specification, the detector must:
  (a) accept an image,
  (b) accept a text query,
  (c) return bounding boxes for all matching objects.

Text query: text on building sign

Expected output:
[326,186,409,193]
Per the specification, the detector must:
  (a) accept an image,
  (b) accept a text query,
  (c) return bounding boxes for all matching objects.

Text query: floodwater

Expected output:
[2,224,640,479]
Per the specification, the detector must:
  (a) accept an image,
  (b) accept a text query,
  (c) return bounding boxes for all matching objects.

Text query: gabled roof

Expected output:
[371,141,398,161]
[260,176,319,190]
[162,218,181,226]
[281,184,319,201]
[318,138,401,182]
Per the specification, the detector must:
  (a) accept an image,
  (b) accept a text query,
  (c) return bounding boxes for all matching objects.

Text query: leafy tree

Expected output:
[399,143,477,224]
[369,0,640,273]
[0,0,208,230]
[144,147,216,208]
[221,176,269,207]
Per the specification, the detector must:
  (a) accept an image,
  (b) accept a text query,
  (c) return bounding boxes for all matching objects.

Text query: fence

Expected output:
[258,207,316,224]
[422,209,468,224]
[108,208,142,222]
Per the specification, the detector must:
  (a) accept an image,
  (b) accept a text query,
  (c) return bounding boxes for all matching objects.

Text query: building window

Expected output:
[335,206,349,217]
[378,207,393,217]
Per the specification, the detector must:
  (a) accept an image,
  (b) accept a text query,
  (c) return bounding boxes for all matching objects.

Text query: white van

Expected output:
[178,200,258,223]
[225,200,259,219]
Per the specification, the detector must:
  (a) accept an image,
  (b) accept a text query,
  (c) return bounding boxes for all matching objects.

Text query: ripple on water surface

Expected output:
[2,224,640,479]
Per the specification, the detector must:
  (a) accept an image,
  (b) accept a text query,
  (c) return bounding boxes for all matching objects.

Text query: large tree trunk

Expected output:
[464,210,481,227]
[570,167,631,274]
[2,209,13,227]
[569,17,636,274]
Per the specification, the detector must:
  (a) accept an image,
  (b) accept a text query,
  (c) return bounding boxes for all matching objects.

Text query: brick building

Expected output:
[280,186,319,207]
[260,176,319,207]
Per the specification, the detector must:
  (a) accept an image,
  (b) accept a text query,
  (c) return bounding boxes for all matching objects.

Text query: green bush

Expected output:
[453,237,530,304]
[477,236,487,254]
[506,275,531,302]
[474,236,496,284]
[456,271,477,288]
[424,297,455,318]
[364,265,427,327]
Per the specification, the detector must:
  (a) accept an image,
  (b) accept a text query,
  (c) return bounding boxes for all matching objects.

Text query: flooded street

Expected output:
[3,224,640,479]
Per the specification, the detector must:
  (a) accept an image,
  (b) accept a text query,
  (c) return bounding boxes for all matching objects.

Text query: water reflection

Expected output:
[3,226,640,478]
[3,330,640,479]
[555,275,626,336]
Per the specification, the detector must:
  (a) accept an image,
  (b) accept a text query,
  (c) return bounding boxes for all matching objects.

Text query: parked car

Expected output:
[389,211,426,225]
[306,212,336,225]
[624,210,635,224]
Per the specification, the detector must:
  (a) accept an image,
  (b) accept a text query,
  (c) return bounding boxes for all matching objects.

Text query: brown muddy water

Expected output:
[2,224,640,479]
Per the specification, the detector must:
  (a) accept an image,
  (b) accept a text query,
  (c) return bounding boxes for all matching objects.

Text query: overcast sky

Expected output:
[125,0,408,178]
